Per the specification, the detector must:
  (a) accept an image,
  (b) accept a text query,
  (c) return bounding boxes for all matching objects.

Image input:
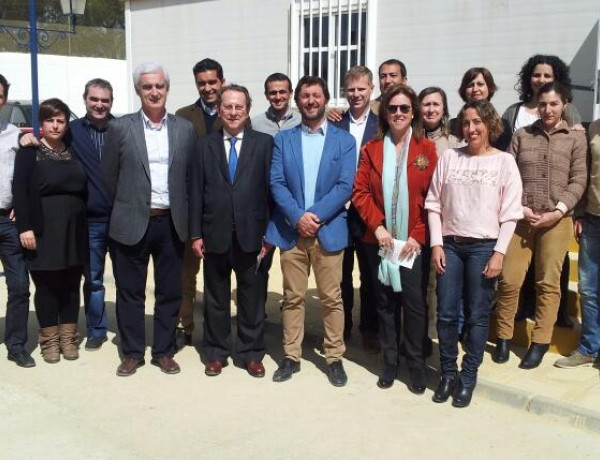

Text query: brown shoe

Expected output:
[39,326,60,363]
[246,360,265,378]
[58,323,80,360]
[151,356,181,374]
[205,360,228,376]
[116,358,145,377]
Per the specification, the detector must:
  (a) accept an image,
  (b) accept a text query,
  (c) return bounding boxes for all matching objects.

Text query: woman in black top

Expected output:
[13,98,87,363]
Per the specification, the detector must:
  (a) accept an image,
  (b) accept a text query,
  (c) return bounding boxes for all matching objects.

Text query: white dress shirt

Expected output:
[223,129,244,161]
[142,111,170,209]
[348,108,370,167]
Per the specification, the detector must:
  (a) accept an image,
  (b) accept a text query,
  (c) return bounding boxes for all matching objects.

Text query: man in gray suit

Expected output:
[102,62,196,376]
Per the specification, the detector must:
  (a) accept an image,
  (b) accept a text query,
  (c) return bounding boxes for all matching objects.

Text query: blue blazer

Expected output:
[265,123,356,252]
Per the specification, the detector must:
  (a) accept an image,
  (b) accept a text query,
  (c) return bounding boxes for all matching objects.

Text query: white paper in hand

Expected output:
[377,239,417,269]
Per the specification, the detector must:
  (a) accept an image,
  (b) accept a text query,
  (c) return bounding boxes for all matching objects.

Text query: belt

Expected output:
[445,235,496,244]
[0,208,11,217]
[150,208,170,217]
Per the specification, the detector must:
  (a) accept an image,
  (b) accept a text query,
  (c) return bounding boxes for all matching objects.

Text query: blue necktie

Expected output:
[228,137,238,182]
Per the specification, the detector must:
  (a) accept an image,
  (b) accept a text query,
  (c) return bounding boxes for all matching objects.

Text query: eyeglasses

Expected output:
[386,104,412,114]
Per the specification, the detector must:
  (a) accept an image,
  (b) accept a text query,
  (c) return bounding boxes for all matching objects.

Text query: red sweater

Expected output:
[351,136,438,246]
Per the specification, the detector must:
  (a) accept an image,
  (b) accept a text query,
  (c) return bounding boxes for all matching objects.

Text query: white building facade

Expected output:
[124,0,600,120]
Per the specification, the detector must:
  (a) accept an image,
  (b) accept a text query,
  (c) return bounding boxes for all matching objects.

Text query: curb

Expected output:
[102,275,600,434]
[476,378,600,434]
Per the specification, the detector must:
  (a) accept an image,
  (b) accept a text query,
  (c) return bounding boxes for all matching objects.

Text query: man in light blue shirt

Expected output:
[266,76,356,387]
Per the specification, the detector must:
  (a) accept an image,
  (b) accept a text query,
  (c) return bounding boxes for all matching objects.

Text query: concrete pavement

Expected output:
[0,252,599,459]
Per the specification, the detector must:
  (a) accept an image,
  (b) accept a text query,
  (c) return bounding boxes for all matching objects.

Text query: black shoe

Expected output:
[85,336,108,351]
[451,380,475,408]
[492,338,510,363]
[408,369,427,395]
[272,358,300,382]
[327,360,348,387]
[519,343,549,369]
[432,376,456,403]
[376,364,397,389]
[7,349,36,368]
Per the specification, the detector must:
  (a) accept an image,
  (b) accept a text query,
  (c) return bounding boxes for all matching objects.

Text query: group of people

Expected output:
[0,52,598,409]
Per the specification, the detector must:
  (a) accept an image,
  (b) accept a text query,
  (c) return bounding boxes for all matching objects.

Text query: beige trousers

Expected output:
[280,237,345,364]
[495,217,572,344]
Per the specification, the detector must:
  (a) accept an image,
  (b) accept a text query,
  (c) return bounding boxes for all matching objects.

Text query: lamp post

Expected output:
[0,0,86,136]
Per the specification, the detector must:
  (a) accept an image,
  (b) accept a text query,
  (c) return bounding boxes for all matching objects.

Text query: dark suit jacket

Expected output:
[175,100,223,138]
[101,111,196,246]
[188,129,273,254]
[334,109,379,150]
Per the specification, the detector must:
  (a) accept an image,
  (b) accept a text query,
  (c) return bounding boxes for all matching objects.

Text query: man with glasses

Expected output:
[189,84,273,378]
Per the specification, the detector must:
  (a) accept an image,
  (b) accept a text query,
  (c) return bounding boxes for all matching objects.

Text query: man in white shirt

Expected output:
[333,66,379,351]
[0,73,33,368]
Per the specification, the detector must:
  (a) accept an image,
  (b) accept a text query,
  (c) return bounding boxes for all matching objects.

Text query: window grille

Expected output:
[290,0,377,107]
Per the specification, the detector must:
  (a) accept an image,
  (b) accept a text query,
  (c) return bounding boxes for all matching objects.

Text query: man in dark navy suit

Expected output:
[189,84,273,378]
[334,66,379,351]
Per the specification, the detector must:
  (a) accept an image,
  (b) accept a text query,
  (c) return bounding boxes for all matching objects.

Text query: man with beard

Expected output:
[266,76,356,387]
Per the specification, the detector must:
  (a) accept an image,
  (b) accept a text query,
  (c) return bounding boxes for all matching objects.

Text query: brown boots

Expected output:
[58,323,80,360]
[38,324,80,363]
[39,326,60,363]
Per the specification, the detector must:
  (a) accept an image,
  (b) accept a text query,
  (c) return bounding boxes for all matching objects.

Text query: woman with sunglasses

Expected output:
[352,85,437,393]
[493,81,587,369]
[425,100,523,407]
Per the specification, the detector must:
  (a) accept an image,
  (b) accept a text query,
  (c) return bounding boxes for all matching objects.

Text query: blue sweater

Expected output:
[67,117,113,222]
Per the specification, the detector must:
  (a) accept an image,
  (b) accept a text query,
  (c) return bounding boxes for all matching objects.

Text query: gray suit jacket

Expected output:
[101,111,196,245]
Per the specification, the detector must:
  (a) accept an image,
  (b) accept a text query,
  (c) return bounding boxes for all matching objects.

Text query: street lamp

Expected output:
[0,0,87,135]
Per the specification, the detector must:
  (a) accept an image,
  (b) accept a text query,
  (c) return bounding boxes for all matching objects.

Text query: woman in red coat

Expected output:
[352,84,437,392]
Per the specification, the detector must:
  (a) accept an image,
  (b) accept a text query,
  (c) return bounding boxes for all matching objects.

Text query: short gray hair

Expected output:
[132,62,170,89]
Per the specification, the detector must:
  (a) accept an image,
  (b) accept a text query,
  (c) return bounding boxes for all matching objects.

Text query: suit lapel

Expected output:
[130,112,150,180]
[233,130,253,184]
[291,126,305,191]
[362,110,378,146]
[212,133,231,184]
[167,114,176,168]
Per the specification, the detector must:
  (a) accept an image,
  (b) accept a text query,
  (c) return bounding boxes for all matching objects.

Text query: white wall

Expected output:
[1,52,128,116]
[374,0,599,118]
[126,0,291,115]
[126,0,599,119]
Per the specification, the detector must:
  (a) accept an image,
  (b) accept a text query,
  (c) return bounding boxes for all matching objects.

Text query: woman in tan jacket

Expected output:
[493,81,587,369]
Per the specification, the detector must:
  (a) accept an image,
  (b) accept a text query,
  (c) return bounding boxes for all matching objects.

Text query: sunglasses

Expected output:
[386,104,412,114]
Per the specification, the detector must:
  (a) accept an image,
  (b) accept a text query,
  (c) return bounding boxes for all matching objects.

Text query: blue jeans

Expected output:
[578,214,600,357]
[0,215,30,352]
[83,221,111,339]
[436,238,497,387]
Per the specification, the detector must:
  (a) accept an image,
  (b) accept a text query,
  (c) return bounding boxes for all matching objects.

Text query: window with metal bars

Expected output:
[290,0,376,107]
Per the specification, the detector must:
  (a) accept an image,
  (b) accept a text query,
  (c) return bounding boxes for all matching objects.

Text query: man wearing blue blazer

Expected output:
[266,76,356,387]
[333,66,379,351]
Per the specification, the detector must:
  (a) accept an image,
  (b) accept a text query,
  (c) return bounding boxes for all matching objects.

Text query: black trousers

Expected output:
[341,238,378,334]
[31,267,82,328]
[203,234,266,363]
[363,243,428,371]
[111,214,183,359]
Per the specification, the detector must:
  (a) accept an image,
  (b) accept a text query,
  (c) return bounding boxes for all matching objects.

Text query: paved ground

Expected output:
[0,253,599,459]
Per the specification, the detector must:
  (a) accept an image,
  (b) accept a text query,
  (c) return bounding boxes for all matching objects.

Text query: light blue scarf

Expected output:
[378,129,410,292]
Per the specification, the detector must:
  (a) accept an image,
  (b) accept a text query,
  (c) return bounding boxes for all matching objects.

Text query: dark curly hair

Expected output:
[455,100,504,143]
[516,54,572,103]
